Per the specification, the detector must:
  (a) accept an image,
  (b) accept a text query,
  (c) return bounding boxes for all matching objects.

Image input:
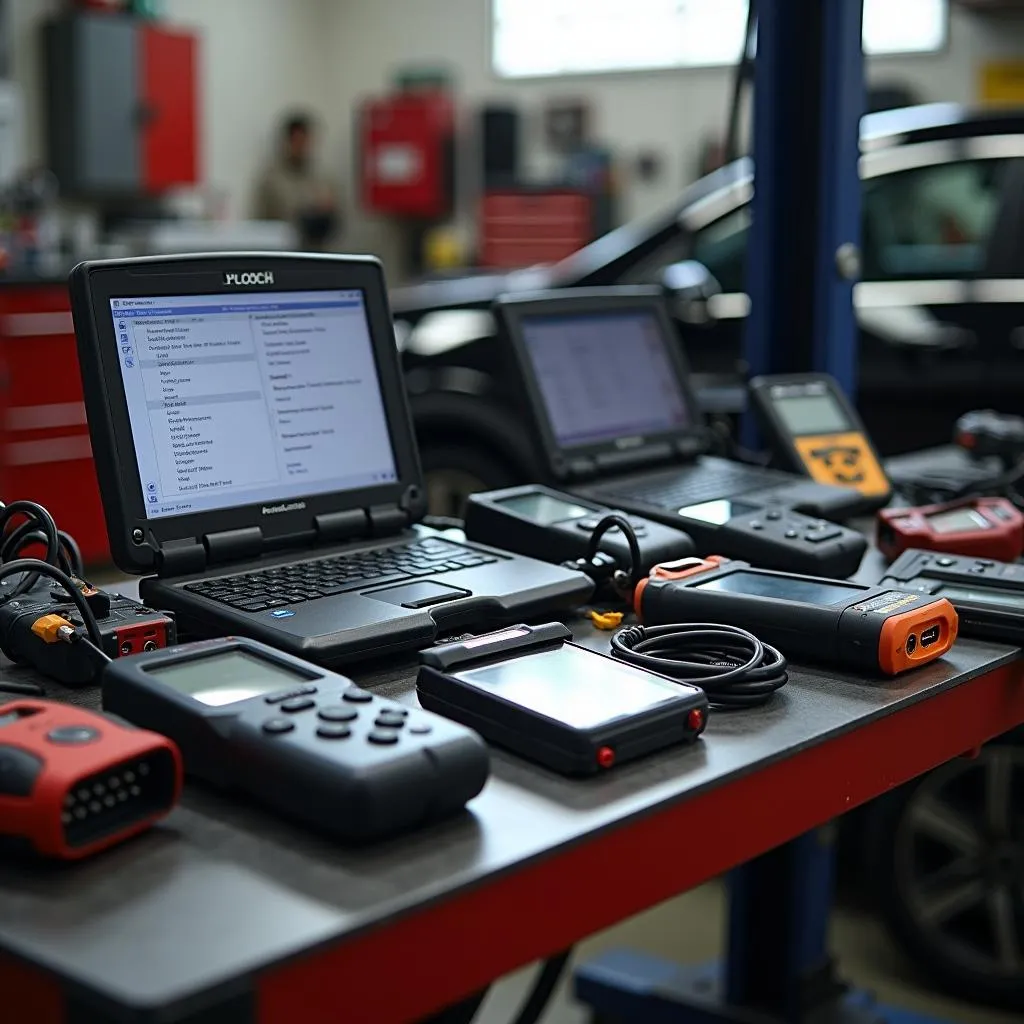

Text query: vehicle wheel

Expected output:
[873,740,1024,1008]
[419,443,519,519]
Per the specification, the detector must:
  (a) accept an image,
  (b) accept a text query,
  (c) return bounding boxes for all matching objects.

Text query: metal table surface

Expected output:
[3,550,1024,1022]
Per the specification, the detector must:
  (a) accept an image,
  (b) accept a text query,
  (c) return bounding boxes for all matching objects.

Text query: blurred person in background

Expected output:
[254,111,339,250]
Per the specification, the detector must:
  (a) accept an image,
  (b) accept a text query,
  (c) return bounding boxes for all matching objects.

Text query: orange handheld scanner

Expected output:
[0,700,181,860]
[634,557,957,676]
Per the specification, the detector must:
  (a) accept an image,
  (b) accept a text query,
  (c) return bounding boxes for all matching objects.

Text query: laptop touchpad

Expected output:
[365,580,472,609]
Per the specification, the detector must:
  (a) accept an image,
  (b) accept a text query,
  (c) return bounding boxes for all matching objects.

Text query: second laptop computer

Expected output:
[493,288,868,570]
[71,254,591,665]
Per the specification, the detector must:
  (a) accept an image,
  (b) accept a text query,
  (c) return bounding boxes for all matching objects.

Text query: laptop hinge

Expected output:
[204,526,264,565]
[314,509,369,544]
[368,504,409,536]
[594,443,674,474]
[156,538,206,576]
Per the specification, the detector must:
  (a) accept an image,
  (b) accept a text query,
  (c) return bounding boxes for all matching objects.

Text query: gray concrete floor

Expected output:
[473,882,1020,1024]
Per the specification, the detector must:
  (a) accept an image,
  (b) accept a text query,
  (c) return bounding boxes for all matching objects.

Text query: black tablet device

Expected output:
[418,623,708,776]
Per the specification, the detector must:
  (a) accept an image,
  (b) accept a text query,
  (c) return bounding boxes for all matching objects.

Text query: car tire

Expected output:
[419,442,520,518]
[869,737,1024,1009]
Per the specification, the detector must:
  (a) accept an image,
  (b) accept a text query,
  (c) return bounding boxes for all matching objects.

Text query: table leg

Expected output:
[574,827,953,1024]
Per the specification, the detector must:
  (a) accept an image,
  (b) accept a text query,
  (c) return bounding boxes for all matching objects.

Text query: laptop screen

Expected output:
[518,309,692,449]
[110,289,398,520]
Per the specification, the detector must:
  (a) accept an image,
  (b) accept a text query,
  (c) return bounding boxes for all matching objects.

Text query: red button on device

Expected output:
[596,746,616,769]
[688,709,705,732]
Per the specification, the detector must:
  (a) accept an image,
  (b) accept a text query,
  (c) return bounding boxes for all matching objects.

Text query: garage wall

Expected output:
[322,0,1024,278]
[7,0,334,220]
[5,0,1023,266]
[161,0,333,219]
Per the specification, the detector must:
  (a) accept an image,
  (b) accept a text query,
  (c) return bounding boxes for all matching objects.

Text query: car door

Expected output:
[622,136,1024,453]
[856,138,1024,450]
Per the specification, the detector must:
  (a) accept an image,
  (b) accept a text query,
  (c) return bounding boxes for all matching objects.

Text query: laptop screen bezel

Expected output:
[72,253,423,572]
[494,288,704,473]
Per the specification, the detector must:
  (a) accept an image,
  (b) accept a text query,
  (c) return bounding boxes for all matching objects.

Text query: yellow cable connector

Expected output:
[589,609,624,631]
[31,614,76,644]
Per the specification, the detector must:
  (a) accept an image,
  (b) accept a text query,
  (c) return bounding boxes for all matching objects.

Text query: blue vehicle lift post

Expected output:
[575,5,950,1022]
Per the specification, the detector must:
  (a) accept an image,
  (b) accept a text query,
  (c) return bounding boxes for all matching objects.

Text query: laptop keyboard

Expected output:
[598,461,793,511]
[182,538,497,613]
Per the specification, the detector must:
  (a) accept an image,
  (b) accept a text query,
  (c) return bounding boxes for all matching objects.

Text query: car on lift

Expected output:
[394,104,1024,513]
[391,103,1024,1010]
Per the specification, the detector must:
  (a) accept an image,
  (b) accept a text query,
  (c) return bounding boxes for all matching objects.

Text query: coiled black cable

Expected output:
[0,500,84,590]
[611,622,788,709]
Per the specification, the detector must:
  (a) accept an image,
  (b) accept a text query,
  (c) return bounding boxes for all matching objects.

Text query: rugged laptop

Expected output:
[71,253,591,665]
[493,288,867,524]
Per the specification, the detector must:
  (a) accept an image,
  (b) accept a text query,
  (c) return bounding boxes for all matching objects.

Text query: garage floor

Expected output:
[474,882,1020,1024]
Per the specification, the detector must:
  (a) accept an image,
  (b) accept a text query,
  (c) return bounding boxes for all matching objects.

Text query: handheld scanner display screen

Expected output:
[760,378,890,500]
[494,492,596,525]
[693,570,862,605]
[926,507,990,534]
[145,650,312,706]
[456,644,680,729]
[773,393,852,435]
[518,309,692,448]
[677,499,761,524]
[111,289,398,520]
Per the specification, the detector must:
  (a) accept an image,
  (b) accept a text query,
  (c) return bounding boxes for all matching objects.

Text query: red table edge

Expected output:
[4,662,1022,1023]
[260,662,1024,1024]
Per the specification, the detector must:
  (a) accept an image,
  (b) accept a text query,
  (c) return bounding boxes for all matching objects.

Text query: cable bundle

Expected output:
[611,622,788,709]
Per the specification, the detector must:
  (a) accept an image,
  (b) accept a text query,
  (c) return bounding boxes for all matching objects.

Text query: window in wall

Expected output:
[492,0,948,79]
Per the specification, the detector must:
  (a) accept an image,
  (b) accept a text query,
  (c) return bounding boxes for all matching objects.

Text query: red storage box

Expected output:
[360,91,455,219]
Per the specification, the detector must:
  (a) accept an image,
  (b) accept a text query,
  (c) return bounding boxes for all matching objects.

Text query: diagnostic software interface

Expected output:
[110,290,397,519]
[519,310,691,449]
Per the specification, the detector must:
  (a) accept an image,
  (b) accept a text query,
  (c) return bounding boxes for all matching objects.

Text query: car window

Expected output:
[618,205,752,292]
[861,159,1006,280]
[690,206,751,293]
[621,155,1022,294]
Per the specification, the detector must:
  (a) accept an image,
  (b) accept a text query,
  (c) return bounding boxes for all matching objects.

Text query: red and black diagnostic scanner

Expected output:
[877,498,1024,563]
[0,700,181,860]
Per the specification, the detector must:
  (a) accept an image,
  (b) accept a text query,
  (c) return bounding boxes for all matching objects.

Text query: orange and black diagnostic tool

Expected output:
[0,700,181,860]
[748,373,891,511]
[877,497,1024,562]
[633,557,957,676]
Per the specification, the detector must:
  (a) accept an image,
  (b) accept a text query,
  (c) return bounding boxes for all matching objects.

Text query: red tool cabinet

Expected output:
[0,286,109,565]
[480,189,592,268]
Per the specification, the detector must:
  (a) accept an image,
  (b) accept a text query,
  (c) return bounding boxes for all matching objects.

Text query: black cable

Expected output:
[0,559,105,650]
[611,623,788,710]
[893,458,1024,510]
[508,950,572,1024]
[58,530,84,577]
[0,500,61,594]
[585,514,642,593]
